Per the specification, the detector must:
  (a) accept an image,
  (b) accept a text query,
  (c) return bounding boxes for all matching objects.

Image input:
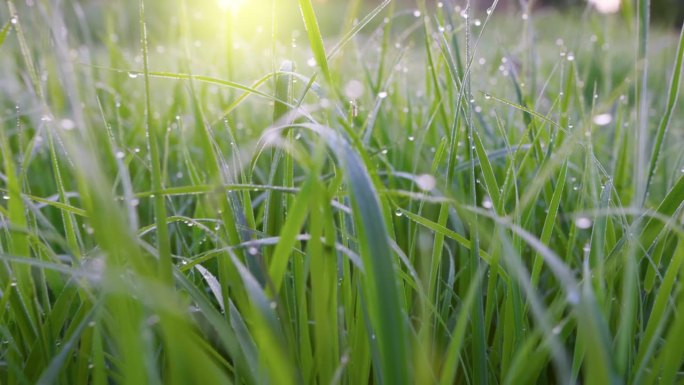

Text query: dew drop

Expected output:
[115,151,125,159]
[575,217,592,229]
[415,174,436,191]
[592,113,613,126]
[378,91,388,99]
[128,72,139,79]
[413,10,421,18]
[482,196,493,209]
[395,209,403,217]
[248,246,259,255]
[344,80,364,99]
[60,119,75,131]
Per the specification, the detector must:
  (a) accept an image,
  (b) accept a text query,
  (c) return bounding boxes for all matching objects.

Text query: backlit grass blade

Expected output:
[297,0,331,83]
[139,0,171,283]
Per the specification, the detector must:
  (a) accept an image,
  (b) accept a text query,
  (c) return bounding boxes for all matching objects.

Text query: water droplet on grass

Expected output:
[378,91,388,99]
[60,119,75,130]
[395,209,403,217]
[413,10,421,17]
[344,80,364,99]
[115,151,125,159]
[576,217,592,229]
[128,72,139,79]
[415,174,436,191]
[592,113,613,126]
[482,197,493,209]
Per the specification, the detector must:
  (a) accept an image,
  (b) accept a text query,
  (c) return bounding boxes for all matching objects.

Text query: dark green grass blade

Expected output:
[645,24,684,196]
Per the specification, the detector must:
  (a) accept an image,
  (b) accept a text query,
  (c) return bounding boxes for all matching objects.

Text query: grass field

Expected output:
[1,0,684,384]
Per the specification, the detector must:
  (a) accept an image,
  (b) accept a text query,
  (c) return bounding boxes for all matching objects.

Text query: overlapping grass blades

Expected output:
[1,0,684,384]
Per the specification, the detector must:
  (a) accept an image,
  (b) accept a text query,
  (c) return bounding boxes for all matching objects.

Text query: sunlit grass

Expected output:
[1,0,684,384]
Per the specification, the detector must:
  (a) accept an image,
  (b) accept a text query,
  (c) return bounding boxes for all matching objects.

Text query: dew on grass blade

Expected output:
[592,113,613,126]
[344,80,364,99]
[60,119,75,130]
[576,217,592,229]
[415,174,436,191]
[482,196,493,209]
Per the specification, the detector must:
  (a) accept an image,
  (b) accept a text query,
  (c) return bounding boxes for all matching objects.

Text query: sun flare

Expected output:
[217,0,246,12]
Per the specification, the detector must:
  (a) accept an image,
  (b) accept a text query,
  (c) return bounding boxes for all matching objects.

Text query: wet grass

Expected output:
[1,0,684,384]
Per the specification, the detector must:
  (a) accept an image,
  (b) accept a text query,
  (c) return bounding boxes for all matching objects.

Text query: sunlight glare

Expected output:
[217,0,246,12]
[588,0,621,14]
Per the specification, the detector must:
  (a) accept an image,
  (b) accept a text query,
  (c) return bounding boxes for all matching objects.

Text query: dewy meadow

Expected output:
[1,0,684,384]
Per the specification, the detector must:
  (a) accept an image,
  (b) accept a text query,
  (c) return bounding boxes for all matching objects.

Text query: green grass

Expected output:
[2,0,684,384]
